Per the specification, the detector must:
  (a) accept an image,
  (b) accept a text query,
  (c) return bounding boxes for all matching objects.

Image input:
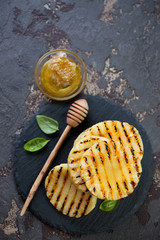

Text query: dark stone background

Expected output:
[0,0,160,239]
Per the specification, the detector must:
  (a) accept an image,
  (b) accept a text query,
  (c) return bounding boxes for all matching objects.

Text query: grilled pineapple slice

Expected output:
[45,164,97,218]
[74,121,144,161]
[74,128,91,146]
[68,136,109,192]
[80,140,142,200]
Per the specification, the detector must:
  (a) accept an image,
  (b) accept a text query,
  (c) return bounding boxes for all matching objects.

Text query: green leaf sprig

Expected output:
[24,115,59,152]
[36,115,59,134]
[99,200,120,212]
[24,138,50,152]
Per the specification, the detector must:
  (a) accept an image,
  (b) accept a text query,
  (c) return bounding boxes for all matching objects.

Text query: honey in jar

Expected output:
[40,52,81,98]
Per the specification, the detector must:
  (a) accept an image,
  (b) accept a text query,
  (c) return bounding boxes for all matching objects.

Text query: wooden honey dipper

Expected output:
[20,99,89,216]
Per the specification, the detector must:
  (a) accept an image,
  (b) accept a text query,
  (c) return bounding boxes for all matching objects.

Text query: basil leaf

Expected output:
[24,137,50,152]
[36,115,59,134]
[99,200,120,212]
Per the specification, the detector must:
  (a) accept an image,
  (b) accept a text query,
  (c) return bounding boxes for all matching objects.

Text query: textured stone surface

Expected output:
[0,0,160,239]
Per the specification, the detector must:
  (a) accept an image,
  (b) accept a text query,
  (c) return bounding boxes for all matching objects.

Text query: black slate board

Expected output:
[14,94,153,234]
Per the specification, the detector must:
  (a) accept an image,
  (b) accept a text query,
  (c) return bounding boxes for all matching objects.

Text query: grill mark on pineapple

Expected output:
[123,123,143,160]
[55,194,60,207]
[119,122,133,168]
[129,145,141,178]
[134,158,140,176]
[131,126,135,134]
[79,182,86,185]
[116,159,129,196]
[108,140,124,199]
[117,158,120,164]
[71,167,77,171]
[131,126,143,152]
[70,159,80,164]
[104,121,109,131]
[80,139,90,144]
[122,146,140,188]
[45,169,54,190]
[88,169,91,177]
[112,121,118,139]
[112,123,131,196]
[121,122,131,143]
[137,172,141,178]
[100,156,103,164]
[84,156,88,164]
[81,195,92,216]
[74,143,90,155]
[95,142,101,156]
[123,181,129,191]
[89,128,94,136]
[73,150,79,154]
[60,178,74,213]
[58,167,63,176]
[48,167,63,200]
[131,180,136,188]
[130,147,135,159]
[92,146,106,198]
[108,181,112,189]
[66,189,78,216]
[117,123,141,182]
[102,145,112,183]
[84,148,89,152]
[54,170,68,208]
[93,137,102,141]
[114,124,133,178]
[113,141,117,151]
[104,142,111,159]
[75,175,82,183]
[104,121,113,140]
[134,135,143,152]
[123,151,128,164]
[114,125,117,132]
[61,196,67,212]
[96,143,100,151]
[116,122,130,149]
[91,156,95,163]
[100,142,115,199]
[67,201,74,216]
[116,182,122,198]
[108,132,112,140]
[96,125,103,136]
[76,175,81,178]
[118,136,123,145]
[73,192,85,217]
[112,121,122,146]
[48,190,54,200]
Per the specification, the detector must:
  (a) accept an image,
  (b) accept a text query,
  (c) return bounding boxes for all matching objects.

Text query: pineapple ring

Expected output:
[45,164,97,218]
[68,136,109,192]
[80,140,142,200]
[68,121,144,194]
